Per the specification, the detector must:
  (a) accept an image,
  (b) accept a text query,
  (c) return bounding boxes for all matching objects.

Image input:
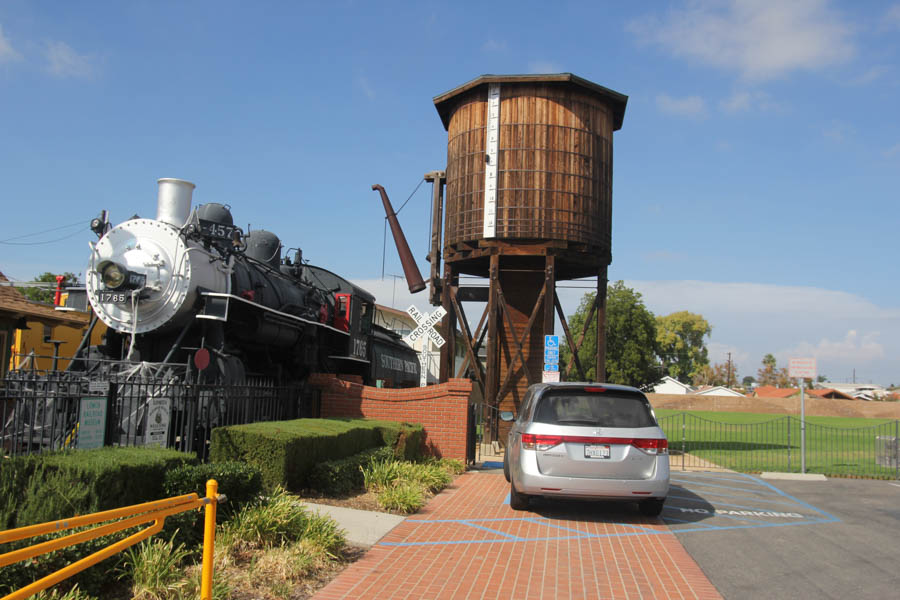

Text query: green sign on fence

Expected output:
[77,397,107,449]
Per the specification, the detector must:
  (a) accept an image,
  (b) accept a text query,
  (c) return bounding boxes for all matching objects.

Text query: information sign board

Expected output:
[789,358,817,380]
[77,397,107,450]
[144,397,172,448]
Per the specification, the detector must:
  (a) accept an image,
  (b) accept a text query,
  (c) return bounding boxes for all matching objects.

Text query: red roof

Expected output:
[753,385,798,398]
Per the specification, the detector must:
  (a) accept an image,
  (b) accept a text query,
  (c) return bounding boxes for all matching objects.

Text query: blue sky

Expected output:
[1,1,898,385]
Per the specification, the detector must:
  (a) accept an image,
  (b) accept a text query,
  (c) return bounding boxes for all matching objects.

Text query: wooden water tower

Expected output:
[425,74,627,439]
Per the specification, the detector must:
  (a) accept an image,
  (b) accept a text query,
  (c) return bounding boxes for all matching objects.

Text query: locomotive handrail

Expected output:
[199,291,351,336]
[0,480,223,600]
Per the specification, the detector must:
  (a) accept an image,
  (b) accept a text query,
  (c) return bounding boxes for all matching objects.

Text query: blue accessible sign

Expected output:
[543,335,561,382]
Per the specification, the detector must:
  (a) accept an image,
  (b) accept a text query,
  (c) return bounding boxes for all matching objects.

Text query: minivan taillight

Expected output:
[631,438,668,455]
[521,433,562,451]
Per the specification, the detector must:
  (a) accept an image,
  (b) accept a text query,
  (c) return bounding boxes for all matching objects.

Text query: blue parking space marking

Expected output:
[662,472,840,533]
[380,472,839,547]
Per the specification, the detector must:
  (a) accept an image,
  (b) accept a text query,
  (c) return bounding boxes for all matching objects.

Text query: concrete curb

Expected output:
[760,472,828,481]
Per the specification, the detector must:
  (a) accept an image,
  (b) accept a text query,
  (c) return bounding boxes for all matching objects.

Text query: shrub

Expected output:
[118,534,191,600]
[0,447,194,596]
[0,447,195,529]
[377,482,425,513]
[32,584,96,600]
[160,461,264,550]
[210,419,424,491]
[218,488,344,558]
[306,446,393,495]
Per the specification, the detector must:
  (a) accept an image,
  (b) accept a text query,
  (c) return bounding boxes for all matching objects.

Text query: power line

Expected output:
[0,223,87,245]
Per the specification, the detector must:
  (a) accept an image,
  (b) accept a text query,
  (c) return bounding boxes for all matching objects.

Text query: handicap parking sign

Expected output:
[544,335,559,349]
[544,348,559,363]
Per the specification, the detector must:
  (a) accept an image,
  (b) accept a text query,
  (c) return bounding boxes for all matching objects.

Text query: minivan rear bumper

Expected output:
[512,449,670,499]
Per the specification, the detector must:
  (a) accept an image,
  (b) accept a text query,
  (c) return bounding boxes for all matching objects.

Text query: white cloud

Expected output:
[0,24,21,63]
[357,76,376,100]
[628,0,855,81]
[849,65,890,85]
[707,341,751,370]
[482,39,507,52]
[822,120,855,143]
[783,330,885,363]
[719,90,780,113]
[882,4,900,31]
[528,60,562,74]
[44,41,94,78]
[656,93,707,117]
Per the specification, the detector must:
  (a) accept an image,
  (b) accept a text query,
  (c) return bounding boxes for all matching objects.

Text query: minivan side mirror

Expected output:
[499,411,514,422]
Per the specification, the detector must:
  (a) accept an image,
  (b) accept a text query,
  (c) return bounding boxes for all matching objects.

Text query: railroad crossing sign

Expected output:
[404,305,446,348]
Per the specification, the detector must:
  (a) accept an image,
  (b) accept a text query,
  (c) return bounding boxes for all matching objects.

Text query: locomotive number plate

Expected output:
[98,292,128,304]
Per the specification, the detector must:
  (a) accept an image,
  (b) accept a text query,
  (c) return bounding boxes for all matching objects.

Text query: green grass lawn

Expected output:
[653,409,900,479]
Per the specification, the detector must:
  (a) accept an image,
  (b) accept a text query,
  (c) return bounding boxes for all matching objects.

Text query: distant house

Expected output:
[754,385,855,401]
[695,385,745,398]
[652,376,694,395]
[820,382,887,400]
[0,271,91,377]
[753,385,798,398]
[806,388,855,401]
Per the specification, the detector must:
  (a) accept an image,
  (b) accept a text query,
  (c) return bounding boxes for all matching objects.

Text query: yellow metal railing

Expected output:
[0,479,223,600]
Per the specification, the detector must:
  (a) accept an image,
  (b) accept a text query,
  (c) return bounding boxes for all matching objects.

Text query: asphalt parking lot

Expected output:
[667,472,900,599]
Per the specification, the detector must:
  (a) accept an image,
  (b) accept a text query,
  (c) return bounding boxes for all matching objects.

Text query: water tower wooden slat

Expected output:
[430,74,627,437]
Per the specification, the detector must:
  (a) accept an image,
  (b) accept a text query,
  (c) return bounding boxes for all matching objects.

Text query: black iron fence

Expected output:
[1,370,317,461]
[658,413,900,479]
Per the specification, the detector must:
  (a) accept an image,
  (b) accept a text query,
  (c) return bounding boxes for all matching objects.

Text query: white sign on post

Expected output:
[404,305,446,348]
[789,358,817,380]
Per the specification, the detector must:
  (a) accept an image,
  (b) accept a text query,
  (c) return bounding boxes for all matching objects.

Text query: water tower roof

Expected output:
[433,73,628,131]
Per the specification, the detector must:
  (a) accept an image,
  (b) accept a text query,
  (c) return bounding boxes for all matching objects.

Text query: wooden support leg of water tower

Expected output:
[596,265,608,382]
[543,255,556,349]
[484,254,501,443]
[439,264,457,383]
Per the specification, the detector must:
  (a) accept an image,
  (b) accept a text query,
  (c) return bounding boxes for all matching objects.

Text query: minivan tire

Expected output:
[503,452,510,482]
[509,481,529,510]
[638,498,665,517]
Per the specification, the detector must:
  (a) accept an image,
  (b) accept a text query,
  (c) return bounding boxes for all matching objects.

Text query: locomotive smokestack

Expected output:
[156,178,195,227]
[372,184,426,294]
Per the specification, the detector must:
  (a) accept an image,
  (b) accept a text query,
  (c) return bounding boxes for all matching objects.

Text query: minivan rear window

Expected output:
[532,390,656,428]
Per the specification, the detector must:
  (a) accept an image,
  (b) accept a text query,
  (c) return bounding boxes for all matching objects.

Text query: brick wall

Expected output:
[648,393,900,419]
[308,374,473,461]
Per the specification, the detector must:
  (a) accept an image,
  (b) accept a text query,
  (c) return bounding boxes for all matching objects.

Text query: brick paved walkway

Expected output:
[314,472,721,599]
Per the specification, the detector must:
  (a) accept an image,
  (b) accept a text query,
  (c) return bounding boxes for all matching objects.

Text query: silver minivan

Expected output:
[501,382,669,515]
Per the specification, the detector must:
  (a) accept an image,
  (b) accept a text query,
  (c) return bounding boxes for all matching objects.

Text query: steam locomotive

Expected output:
[75,178,420,388]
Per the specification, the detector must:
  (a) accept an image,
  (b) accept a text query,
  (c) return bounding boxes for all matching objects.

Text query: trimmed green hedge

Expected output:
[0,446,195,529]
[210,418,424,491]
[306,446,394,495]
[0,447,195,596]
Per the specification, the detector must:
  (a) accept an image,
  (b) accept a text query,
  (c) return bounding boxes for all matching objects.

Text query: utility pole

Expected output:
[726,352,733,388]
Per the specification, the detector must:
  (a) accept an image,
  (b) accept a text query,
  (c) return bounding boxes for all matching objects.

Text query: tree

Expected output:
[656,311,712,383]
[15,272,78,304]
[561,281,659,388]
[742,375,756,388]
[757,354,791,387]
[692,362,731,387]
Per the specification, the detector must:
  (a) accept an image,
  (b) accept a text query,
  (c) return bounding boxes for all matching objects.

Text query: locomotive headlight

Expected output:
[99,261,127,289]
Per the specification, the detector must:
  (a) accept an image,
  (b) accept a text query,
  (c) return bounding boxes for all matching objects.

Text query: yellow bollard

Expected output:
[200,479,218,600]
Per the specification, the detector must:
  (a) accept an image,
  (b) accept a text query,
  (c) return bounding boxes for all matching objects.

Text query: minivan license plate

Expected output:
[585,444,610,459]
